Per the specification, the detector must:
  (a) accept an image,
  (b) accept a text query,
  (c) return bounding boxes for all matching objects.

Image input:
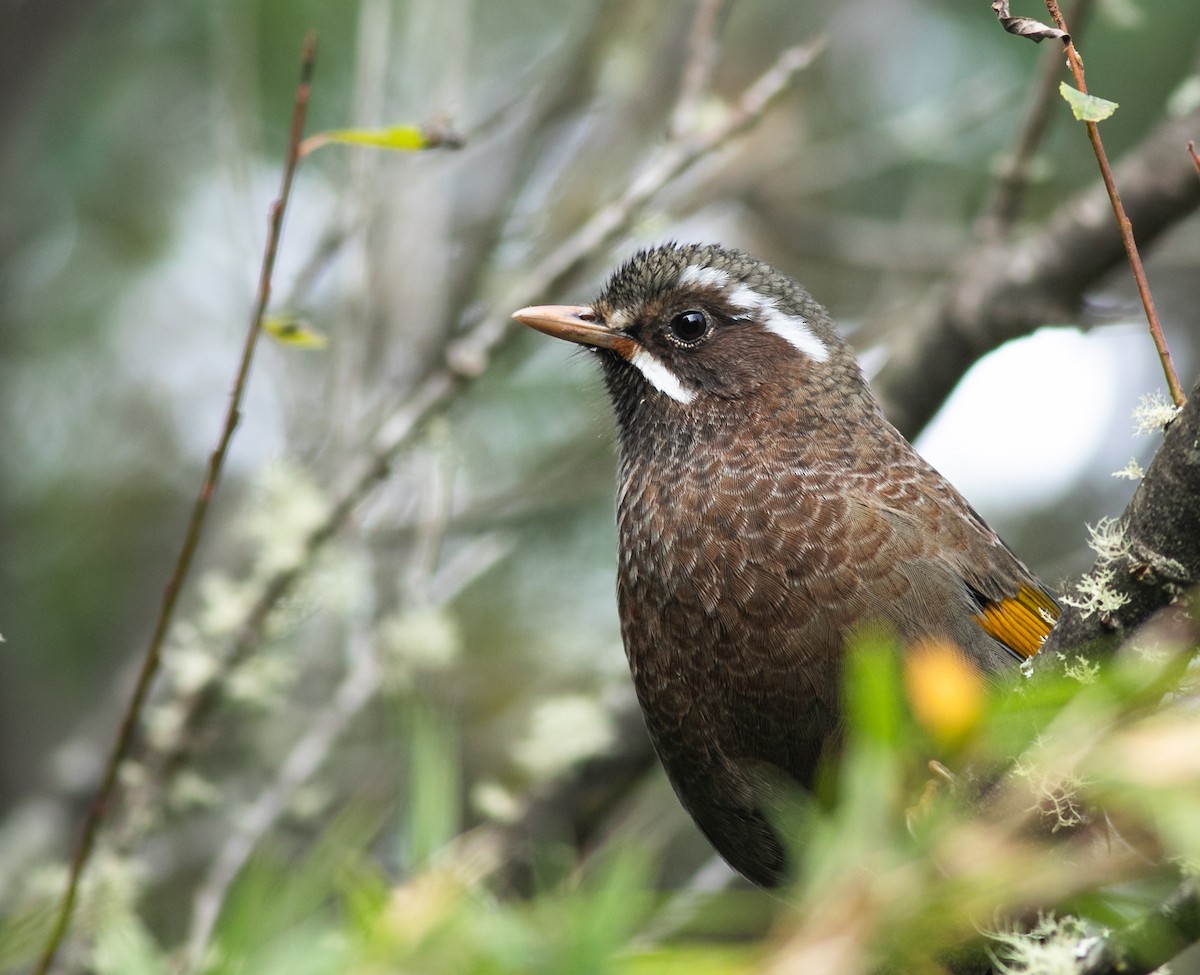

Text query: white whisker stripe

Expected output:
[631,349,696,404]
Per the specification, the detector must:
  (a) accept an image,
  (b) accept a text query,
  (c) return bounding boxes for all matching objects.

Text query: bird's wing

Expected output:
[842,495,1060,663]
[953,503,1061,660]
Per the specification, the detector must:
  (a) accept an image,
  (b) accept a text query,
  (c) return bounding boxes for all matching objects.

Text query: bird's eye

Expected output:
[667,310,709,346]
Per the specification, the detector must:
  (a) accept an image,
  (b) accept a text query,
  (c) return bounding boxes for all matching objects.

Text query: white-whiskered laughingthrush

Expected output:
[512,242,1059,887]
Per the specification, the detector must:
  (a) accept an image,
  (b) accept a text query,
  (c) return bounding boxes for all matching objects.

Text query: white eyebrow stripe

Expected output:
[761,307,830,362]
[725,283,761,311]
[678,264,733,290]
[630,349,697,404]
[727,284,830,363]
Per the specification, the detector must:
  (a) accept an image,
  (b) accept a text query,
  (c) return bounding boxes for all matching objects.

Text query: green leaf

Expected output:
[263,314,329,349]
[93,914,169,975]
[406,704,461,867]
[313,125,432,151]
[1059,82,1119,122]
[845,628,904,747]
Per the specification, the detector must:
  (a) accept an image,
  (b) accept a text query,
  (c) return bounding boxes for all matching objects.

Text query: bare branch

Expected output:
[1041,374,1200,657]
[669,0,732,139]
[1043,0,1186,406]
[445,35,826,378]
[30,34,319,975]
[873,102,1200,439]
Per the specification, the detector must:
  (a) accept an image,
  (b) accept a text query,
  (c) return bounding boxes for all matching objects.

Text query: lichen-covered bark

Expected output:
[1042,375,1200,658]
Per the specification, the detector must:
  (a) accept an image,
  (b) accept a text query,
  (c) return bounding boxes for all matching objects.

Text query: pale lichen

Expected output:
[1112,457,1145,481]
[1061,654,1100,685]
[988,913,1107,975]
[380,606,462,690]
[1132,390,1181,436]
[514,694,615,778]
[1013,759,1091,832]
[169,770,220,811]
[1085,516,1130,564]
[471,780,522,823]
[244,459,330,575]
[1060,567,1130,619]
[226,652,296,707]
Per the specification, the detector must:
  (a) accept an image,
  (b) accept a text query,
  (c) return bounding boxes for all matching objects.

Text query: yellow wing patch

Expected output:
[973,585,1060,659]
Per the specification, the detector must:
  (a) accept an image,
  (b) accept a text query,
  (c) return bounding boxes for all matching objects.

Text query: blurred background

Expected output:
[1,0,1198,969]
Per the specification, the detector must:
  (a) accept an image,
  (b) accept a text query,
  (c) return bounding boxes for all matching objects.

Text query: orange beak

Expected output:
[512,305,636,358]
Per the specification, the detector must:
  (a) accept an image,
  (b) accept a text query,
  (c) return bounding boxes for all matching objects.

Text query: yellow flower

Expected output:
[904,638,985,745]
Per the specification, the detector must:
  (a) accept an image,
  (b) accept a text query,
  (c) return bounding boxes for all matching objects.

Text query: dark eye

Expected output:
[668,310,709,345]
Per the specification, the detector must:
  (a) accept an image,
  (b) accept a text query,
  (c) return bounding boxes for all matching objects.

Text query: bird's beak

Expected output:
[512,305,636,358]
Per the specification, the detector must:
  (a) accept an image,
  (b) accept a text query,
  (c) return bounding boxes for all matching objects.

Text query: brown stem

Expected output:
[1044,0,1186,407]
[28,32,318,975]
[669,0,732,139]
[980,0,1095,237]
[1189,140,1200,176]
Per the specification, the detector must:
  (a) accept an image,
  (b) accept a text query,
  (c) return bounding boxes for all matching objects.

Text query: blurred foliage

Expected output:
[0,0,1198,971]
[4,627,1199,973]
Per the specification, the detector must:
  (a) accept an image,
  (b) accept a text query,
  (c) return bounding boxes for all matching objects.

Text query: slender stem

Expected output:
[29,32,318,975]
[1189,140,1200,176]
[981,0,1095,236]
[1044,0,1186,406]
[669,0,732,139]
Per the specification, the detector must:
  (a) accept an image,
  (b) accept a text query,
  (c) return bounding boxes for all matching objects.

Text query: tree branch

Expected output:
[1040,374,1200,657]
[874,102,1200,440]
[979,0,1096,238]
[1076,878,1200,975]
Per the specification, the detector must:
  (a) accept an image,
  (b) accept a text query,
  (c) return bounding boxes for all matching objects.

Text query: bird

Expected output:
[511,242,1059,887]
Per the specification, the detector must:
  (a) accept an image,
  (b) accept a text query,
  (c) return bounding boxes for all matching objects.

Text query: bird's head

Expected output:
[513,243,866,432]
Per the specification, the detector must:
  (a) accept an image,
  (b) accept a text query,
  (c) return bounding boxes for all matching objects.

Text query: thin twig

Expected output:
[445,35,826,377]
[1189,140,1200,176]
[29,33,318,975]
[181,527,510,968]
[182,560,381,971]
[669,0,732,140]
[1044,0,1186,407]
[981,0,1096,236]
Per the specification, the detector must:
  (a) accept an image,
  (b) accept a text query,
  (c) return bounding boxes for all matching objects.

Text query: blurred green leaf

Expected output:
[302,121,463,156]
[314,124,429,149]
[92,913,168,975]
[620,945,753,974]
[1059,82,1119,121]
[0,903,54,971]
[263,314,329,349]
[407,704,462,868]
[844,628,904,747]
